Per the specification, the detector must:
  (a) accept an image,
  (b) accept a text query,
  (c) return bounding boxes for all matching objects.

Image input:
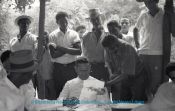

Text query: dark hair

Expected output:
[75,57,88,65]
[17,18,31,26]
[55,11,68,21]
[75,25,86,32]
[101,35,116,48]
[107,20,121,29]
[166,62,175,78]
[155,0,159,3]
[1,50,11,63]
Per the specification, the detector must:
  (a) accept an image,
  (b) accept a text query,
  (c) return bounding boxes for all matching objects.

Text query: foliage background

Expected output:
[0,0,165,50]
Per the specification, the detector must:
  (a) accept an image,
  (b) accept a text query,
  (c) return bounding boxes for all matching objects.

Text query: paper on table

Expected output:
[79,78,105,103]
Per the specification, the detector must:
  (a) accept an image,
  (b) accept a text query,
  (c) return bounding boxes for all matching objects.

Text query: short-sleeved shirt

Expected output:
[105,39,143,76]
[136,8,164,55]
[82,31,108,63]
[49,29,80,64]
[9,32,37,56]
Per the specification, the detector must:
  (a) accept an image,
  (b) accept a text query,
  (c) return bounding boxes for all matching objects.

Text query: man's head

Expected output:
[101,35,120,53]
[107,20,122,38]
[75,25,86,39]
[0,50,11,73]
[75,56,91,80]
[56,11,69,31]
[15,15,32,34]
[166,62,175,83]
[88,8,103,30]
[120,18,130,34]
[8,50,37,88]
[136,0,159,11]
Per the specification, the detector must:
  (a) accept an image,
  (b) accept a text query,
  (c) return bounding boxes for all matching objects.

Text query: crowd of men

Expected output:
[0,0,175,111]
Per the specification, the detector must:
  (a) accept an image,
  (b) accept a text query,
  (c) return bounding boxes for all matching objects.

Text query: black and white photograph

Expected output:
[0,0,175,111]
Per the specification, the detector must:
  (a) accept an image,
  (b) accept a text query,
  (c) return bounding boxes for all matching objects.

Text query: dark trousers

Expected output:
[139,55,163,97]
[52,62,77,99]
[112,69,147,102]
[90,63,109,81]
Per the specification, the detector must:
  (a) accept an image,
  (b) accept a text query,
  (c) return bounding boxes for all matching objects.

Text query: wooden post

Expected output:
[37,0,46,99]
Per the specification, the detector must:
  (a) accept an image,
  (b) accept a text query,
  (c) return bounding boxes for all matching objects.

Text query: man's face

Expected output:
[10,71,33,88]
[18,19,30,34]
[169,71,175,83]
[57,17,68,30]
[120,19,130,34]
[90,16,102,29]
[144,0,157,11]
[78,29,86,39]
[75,63,91,80]
[107,25,121,37]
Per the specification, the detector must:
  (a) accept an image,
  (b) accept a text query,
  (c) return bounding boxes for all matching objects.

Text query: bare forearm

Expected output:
[106,74,127,86]
[49,46,65,58]
[61,47,81,55]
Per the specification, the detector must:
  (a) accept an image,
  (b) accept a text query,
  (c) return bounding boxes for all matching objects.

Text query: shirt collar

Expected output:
[3,76,20,93]
[17,32,30,40]
[147,8,163,18]
[59,28,71,35]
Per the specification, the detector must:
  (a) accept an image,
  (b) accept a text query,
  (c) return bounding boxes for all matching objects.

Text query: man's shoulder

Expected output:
[67,77,79,84]
[49,29,60,37]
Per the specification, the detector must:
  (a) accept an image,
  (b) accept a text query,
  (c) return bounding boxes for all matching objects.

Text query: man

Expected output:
[120,18,136,48]
[107,20,123,39]
[49,11,81,98]
[58,56,111,111]
[135,0,168,98]
[101,34,147,101]
[82,8,109,81]
[132,62,175,111]
[75,25,86,40]
[10,15,37,55]
[0,50,61,111]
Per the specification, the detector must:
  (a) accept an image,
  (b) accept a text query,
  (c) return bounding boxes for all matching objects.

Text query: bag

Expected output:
[38,48,53,80]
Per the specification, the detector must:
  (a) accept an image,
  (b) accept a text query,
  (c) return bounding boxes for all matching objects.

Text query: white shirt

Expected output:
[9,32,37,56]
[49,29,80,64]
[136,8,164,55]
[58,76,111,111]
[0,77,61,111]
[58,76,109,102]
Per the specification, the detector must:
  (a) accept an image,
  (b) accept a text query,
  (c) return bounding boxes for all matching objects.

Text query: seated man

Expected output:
[0,50,11,75]
[58,56,111,111]
[132,62,175,111]
[0,50,61,111]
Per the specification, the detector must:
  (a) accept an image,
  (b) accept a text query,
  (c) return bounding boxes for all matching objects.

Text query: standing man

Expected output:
[120,17,136,48]
[82,8,109,81]
[102,34,147,101]
[10,15,37,55]
[49,11,81,98]
[135,0,165,98]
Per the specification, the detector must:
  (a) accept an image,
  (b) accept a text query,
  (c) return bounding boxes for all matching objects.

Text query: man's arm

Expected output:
[49,44,66,58]
[133,27,140,49]
[56,42,81,55]
[105,74,128,86]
